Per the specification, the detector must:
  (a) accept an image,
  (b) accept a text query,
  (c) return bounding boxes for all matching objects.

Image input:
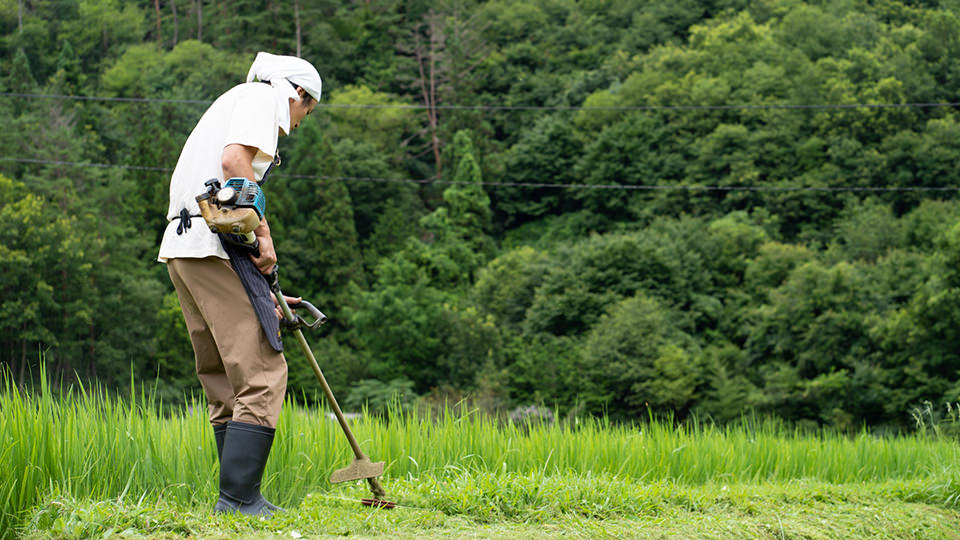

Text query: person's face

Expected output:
[289,87,316,132]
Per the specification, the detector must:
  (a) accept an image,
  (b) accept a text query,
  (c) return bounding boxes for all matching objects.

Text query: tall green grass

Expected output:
[4,372,960,538]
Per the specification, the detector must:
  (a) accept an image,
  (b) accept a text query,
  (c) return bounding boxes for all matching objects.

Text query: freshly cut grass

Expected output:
[20,478,960,539]
[4,372,960,538]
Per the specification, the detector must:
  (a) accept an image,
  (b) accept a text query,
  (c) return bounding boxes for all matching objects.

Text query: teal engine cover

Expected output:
[223,177,266,218]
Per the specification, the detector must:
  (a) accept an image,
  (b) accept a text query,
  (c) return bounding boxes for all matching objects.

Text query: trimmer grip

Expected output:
[269,267,328,331]
[291,300,327,329]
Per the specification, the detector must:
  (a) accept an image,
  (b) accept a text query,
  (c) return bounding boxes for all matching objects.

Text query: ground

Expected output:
[19,481,960,540]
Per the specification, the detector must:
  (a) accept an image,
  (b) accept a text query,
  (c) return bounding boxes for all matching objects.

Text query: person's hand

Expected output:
[250,218,277,274]
[251,234,277,274]
[270,292,302,320]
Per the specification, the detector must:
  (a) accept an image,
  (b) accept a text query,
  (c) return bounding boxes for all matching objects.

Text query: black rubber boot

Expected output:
[213,423,227,462]
[213,421,283,516]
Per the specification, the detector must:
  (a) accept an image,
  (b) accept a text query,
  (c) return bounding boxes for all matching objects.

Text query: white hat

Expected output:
[246,52,322,102]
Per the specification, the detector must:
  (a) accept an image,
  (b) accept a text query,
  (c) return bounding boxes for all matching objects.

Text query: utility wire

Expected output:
[3,92,960,112]
[3,156,958,193]
[0,92,210,105]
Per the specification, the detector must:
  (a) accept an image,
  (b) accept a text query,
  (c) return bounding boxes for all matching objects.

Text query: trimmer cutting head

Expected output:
[329,457,385,484]
[361,498,396,509]
[331,459,396,509]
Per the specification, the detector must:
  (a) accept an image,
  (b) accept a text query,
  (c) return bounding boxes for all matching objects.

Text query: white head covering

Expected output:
[246,52,322,102]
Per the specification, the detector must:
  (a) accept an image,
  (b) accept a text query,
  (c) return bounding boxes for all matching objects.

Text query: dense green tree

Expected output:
[524,224,711,337]
[361,192,424,271]
[48,41,83,94]
[5,0,960,428]
[326,85,418,160]
[349,255,446,391]
[872,221,960,419]
[503,333,580,408]
[204,0,297,56]
[744,241,817,294]
[101,40,247,99]
[410,130,496,288]
[8,47,37,93]
[494,115,582,227]
[0,175,85,382]
[275,125,365,325]
[474,246,551,329]
[577,294,703,420]
[306,1,403,91]
[58,0,147,74]
[695,343,763,424]
[746,259,889,425]
[621,0,709,53]
[824,199,905,263]
[703,211,771,286]
[902,200,960,251]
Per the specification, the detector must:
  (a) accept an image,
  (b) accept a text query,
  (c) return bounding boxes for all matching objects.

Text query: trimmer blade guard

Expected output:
[330,458,385,483]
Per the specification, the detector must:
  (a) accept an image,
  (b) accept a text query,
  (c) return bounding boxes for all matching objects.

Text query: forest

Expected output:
[3,0,960,430]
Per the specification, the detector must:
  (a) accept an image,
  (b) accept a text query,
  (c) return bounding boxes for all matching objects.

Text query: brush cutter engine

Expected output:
[196,178,266,248]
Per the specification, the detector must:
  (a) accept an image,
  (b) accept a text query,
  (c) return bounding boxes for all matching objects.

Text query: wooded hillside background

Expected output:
[3,0,960,430]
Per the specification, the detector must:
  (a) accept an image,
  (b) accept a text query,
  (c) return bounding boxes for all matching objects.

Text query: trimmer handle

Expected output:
[267,267,327,331]
[288,300,327,329]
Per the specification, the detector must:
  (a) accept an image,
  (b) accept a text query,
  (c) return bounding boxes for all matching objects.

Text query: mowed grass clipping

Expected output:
[4,373,960,538]
[19,479,960,539]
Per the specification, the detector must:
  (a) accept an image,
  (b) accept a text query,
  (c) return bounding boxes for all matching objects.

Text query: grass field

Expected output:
[4,375,960,539]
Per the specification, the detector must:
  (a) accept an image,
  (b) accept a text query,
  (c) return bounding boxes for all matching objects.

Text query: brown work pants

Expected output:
[167,257,287,428]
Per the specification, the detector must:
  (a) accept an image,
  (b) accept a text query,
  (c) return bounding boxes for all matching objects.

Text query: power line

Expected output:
[3,156,958,193]
[277,172,437,184]
[0,92,210,105]
[2,92,960,112]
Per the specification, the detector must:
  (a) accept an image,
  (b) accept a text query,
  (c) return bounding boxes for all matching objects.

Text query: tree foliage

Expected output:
[4,0,960,429]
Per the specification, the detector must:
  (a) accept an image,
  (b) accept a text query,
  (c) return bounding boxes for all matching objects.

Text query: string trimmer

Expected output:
[267,268,395,509]
[196,177,394,508]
